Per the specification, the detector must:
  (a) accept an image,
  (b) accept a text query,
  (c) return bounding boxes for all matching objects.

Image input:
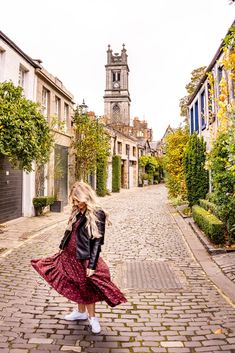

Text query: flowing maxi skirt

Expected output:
[31,221,127,307]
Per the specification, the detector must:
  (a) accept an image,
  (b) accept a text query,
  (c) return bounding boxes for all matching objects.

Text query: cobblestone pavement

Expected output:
[212,253,235,284]
[0,184,235,353]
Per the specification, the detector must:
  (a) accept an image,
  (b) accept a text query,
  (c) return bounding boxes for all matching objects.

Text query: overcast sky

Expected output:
[1,0,234,140]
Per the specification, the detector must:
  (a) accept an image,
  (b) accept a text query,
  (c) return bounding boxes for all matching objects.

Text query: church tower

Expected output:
[104,44,131,125]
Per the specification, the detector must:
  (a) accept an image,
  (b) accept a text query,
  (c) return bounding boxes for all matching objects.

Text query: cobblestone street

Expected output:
[0,184,235,353]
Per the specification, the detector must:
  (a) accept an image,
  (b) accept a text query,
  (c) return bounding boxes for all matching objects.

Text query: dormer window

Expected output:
[18,64,28,91]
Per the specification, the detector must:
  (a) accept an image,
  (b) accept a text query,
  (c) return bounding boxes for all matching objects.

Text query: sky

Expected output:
[1,0,234,140]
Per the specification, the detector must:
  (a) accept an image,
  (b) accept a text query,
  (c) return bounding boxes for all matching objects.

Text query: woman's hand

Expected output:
[86,268,95,277]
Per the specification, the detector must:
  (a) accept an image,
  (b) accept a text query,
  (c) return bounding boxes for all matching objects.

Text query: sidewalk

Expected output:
[0,189,129,255]
[0,206,70,255]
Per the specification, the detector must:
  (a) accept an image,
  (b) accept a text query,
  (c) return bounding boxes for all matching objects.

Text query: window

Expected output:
[200,90,206,130]
[112,71,121,82]
[42,87,50,117]
[55,96,61,119]
[217,66,223,95]
[137,131,144,137]
[190,107,194,134]
[126,144,130,155]
[117,142,122,154]
[133,146,136,157]
[231,78,235,99]
[195,100,199,132]
[112,104,120,122]
[18,64,28,91]
[64,103,69,130]
[207,82,215,124]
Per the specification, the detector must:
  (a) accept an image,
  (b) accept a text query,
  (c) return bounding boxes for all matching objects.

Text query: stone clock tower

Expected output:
[104,44,131,125]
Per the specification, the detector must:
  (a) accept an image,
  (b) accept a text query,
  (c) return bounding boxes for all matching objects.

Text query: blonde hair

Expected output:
[69,181,110,238]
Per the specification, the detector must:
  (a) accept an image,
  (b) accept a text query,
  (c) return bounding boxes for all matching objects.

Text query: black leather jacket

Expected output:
[59,209,106,270]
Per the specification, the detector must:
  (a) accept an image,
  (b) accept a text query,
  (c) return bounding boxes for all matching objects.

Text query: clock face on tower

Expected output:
[113,81,120,89]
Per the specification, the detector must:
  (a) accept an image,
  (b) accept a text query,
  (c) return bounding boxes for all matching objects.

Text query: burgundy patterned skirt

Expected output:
[31,223,127,307]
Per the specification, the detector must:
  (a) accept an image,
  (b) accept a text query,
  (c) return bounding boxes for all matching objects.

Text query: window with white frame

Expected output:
[55,96,61,119]
[117,141,122,154]
[231,77,235,99]
[42,87,50,118]
[133,146,136,157]
[64,103,69,130]
[200,90,206,130]
[137,130,144,138]
[18,64,28,91]
[217,66,223,95]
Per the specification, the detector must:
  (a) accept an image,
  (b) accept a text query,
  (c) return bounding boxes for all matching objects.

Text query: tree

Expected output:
[139,155,161,184]
[112,155,121,192]
[164,127,189,199]
[183,133,209,207]
[72,108,110,182]
[209,130,235,242]
[179,66,207,118]
[0,81,53,172]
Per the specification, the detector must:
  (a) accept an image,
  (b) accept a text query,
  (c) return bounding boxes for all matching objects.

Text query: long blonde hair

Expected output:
[69,181,110,238]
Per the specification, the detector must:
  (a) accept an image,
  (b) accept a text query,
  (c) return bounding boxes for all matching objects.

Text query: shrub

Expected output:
[96,157,108,197]
[199,199,220,218]
[112,155,121,192]
[192,205,225,244]
[164,127,189,199]
[209,130,235,243]
[33,196,55,215]
[183,133,209,207]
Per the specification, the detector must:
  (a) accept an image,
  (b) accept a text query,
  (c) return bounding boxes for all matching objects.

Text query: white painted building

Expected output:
[0,31,40,221]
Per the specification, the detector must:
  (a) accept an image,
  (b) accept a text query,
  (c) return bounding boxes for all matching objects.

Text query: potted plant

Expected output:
[33,196,55,216]
[141,173,149,186]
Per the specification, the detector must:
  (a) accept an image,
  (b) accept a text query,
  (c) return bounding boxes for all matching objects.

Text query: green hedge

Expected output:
[96,157,108,197]
[192,205,225,244]
[199,199,220,218]
[33,196,55,215]
[112,155,121,192]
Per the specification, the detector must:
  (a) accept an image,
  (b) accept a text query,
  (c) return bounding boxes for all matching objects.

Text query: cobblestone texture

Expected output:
[212,253,235,284]
[0,185,235,353]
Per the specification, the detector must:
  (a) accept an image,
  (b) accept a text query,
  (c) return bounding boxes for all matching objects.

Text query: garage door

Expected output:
[0,155,23,223]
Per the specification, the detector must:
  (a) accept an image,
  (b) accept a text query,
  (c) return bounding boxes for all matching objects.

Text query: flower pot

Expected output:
[34,207,43,216]
[50,200,64,213]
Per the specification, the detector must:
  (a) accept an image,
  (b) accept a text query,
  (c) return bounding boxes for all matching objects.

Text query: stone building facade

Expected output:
[103,44,156,190]
[35,66,75,205]
[104,44,131,125]
[105,126,138,191]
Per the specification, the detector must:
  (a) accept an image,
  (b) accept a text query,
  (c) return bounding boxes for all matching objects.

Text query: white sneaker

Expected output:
[88,317,101,334]
[64,310,88,321]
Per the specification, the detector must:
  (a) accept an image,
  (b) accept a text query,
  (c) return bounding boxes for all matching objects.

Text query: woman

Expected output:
[31,181,127,334]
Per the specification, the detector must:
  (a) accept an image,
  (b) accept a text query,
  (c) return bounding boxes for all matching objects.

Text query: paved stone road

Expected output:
[212,253,235,285]
[0,185,235,353]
